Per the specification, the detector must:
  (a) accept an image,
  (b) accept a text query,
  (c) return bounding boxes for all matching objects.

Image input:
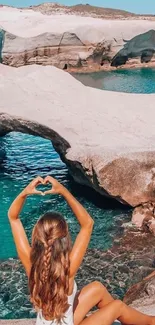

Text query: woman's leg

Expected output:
[79,300,154,325]
[74,281,114,325]
[74,281,154,325]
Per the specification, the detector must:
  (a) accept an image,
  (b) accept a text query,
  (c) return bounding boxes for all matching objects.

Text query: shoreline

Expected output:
[68,60,155,74]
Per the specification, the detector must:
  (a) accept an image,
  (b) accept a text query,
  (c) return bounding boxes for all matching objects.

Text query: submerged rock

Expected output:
[78,228,155,299]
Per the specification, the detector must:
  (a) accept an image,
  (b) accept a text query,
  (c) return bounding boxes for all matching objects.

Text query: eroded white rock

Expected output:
[0,65,155,206]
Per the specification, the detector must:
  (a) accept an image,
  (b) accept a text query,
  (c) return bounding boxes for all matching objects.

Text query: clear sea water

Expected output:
[0,133,128,261]
[73,68,155,93]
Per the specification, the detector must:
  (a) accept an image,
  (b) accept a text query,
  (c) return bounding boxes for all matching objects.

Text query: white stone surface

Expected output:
[0,64,155,154]
[0,6,155,44]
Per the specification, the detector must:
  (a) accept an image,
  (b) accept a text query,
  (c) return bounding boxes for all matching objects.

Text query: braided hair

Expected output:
[29,212,71,322]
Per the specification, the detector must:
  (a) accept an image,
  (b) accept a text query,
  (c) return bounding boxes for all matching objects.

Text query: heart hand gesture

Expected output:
[44,176,64,195]
[22,176,45,196]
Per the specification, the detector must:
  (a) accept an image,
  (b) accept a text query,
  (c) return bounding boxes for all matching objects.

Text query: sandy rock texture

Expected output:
[1,64,155,207]
[124,271,155,316]
[0,6,155,70]
[132,202,155,234]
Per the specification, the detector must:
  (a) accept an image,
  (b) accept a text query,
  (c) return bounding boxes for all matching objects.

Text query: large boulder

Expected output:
[1,64,155,206]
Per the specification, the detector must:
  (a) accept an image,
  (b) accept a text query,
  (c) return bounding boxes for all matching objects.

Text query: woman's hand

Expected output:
[44,176,65,195]
[22,176,44,197]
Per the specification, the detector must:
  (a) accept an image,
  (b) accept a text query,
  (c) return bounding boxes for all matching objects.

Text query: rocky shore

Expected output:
[68,60,155,74]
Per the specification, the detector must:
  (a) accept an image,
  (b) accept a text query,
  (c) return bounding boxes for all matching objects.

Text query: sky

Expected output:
[1,0,155,14]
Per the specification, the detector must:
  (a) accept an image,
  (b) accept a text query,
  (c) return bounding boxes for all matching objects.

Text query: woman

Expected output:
[8,176,155,325]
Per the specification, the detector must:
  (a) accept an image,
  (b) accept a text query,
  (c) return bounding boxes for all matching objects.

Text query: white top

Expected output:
[36,281,77,325]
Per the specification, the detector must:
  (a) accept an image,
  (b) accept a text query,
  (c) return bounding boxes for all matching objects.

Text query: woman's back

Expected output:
[36,281,77,325]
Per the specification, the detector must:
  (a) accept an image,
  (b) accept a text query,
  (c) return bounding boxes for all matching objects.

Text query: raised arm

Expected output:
[45,176,94,278]
[62,186,94,278]
[8,176,44,276]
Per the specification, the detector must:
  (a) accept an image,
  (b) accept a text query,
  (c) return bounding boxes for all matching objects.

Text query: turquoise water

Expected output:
[0,132,128,261]
[73,68,155,93]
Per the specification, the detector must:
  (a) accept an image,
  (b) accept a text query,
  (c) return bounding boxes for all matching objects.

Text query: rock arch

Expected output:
[0,113,70,160]
[1,65,155,208]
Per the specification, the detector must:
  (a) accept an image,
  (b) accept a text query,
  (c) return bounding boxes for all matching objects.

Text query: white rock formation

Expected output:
[0,64,155,206]
[0,7,155,68]
[0,6,154,39]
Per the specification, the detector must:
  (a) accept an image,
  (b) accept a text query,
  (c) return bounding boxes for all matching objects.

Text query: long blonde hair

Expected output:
[29,212,71,322]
